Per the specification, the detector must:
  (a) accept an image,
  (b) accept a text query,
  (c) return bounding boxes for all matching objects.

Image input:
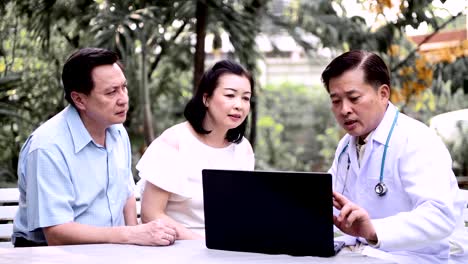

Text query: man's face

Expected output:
[75,63,128,130]
[328,68,389,138]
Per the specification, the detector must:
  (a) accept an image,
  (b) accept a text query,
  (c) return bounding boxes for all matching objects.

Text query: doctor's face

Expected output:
[329,68,389,138]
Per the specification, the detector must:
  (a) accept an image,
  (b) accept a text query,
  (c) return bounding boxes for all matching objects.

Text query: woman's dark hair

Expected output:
[321,50,390,92]
[62,47,123,108]
[184,60,254,144]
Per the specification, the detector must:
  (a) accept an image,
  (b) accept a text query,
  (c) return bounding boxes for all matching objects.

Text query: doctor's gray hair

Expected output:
[321,50,390,92]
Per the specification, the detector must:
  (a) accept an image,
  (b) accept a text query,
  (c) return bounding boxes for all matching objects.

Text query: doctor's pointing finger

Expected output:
[332,191,377,243]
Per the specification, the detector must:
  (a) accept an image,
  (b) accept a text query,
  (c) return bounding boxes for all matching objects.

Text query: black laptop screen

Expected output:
[202,169,334,257]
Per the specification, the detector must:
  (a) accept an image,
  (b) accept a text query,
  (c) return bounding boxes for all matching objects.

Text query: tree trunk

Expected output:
[244,0,265,151]
[193,0,207,93]
[141,33,155,145]
[249,92,257,151]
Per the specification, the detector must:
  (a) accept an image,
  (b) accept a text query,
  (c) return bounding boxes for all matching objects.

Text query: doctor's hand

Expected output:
[332,191,378,243]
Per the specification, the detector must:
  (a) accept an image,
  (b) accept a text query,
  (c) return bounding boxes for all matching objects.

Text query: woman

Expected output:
[137,60,255,239]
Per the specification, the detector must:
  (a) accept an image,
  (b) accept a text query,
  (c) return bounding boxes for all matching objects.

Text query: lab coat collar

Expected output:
[371,102,398,147]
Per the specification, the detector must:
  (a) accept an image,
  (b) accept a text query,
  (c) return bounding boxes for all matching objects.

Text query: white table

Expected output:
[0,240,395,264]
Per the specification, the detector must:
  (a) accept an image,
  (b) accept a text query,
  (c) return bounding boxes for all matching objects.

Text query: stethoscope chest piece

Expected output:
[374,182,387,196]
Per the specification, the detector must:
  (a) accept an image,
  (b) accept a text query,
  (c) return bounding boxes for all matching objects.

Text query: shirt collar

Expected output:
[65,106,120,153]
[66,106,93,153]
[356,131,373,146]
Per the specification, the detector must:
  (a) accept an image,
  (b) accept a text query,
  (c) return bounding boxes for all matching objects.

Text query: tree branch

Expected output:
[147,20,188,80]
[391,14,462,72]
[56,26,79,49]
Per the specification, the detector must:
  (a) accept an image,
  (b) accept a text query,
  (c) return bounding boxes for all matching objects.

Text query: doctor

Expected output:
[322,50,468,264]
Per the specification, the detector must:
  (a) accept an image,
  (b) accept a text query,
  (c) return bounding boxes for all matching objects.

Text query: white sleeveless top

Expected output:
[136,122,255,235]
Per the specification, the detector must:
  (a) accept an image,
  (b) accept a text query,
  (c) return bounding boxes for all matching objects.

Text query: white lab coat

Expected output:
[330,102,468,264]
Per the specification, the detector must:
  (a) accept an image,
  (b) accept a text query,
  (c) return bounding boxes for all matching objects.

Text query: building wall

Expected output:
[259,57,328,87]
[206,54,329,88]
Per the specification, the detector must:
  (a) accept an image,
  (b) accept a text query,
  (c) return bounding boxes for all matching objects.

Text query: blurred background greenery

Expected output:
[1,0,467,187]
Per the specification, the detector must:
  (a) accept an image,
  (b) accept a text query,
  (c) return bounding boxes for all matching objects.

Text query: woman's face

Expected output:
[203,73,252,132]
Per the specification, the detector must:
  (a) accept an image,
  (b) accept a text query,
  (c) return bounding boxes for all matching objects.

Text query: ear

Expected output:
[378,84,390,100]
[203,93,210,108]
[71,91,87,111]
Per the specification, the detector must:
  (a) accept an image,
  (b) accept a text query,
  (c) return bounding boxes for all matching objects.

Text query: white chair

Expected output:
[0,188,19,247]
[0,188,141,247]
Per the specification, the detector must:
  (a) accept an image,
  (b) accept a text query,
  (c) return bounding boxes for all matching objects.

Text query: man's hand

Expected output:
[333,191,377,243]
[127,219,177,246]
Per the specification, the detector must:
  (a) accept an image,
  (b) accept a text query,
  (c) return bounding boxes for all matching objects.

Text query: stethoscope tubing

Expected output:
[336,109,399,196]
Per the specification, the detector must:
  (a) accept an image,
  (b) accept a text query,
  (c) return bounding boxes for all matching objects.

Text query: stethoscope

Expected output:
[336,109,399,196]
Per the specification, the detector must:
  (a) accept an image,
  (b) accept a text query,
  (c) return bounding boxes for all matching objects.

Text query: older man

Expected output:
[12,48,176,247]
[323,50,468,264]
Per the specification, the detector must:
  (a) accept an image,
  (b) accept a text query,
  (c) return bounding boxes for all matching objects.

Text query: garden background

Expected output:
[1,0,467,187]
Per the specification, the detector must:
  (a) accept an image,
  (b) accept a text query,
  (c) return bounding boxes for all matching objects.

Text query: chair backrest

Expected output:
[0,187,141,247]
[0,188,19,247]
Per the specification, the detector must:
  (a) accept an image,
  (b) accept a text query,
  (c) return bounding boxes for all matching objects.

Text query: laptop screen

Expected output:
[202,169,335,257]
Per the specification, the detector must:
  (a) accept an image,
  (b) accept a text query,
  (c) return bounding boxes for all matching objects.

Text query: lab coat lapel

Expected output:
[359,103,399,179]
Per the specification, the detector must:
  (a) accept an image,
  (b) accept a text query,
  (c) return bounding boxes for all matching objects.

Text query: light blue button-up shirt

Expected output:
[12,106,135,244]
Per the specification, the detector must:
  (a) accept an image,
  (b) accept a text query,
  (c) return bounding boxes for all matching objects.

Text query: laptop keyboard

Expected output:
[334,241,346,254]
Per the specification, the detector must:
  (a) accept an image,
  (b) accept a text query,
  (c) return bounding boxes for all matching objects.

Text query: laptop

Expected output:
[202,169,344,257]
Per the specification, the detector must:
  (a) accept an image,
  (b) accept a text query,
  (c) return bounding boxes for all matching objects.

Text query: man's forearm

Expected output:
[43,222,131,245]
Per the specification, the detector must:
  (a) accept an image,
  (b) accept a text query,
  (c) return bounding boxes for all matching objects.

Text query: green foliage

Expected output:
[211,0,265,72]
[0,4,68,185]
[14,0,98,50]
[440,57,468,94]
[0,0,269,185]
[403,80,468,124]
[449,123,468,176]
[0,0,466,186]
[255,82,339,171]
[316,127,342,169]
[148,54,193,135]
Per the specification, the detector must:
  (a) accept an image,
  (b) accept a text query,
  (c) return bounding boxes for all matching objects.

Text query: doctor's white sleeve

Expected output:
[371,133,460,251]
